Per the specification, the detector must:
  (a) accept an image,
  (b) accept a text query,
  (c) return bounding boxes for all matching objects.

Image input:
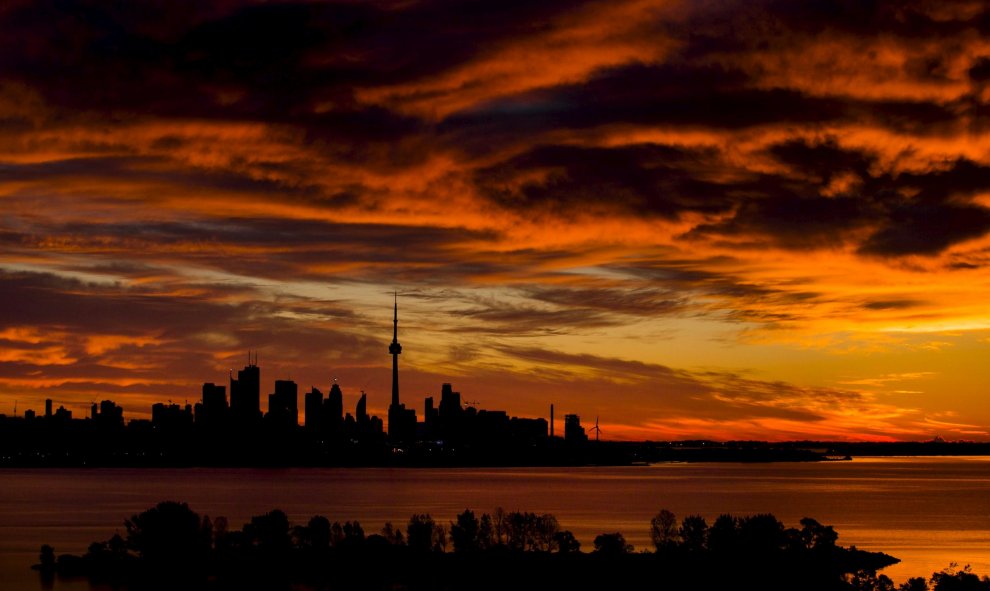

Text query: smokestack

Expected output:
[550,403,554,438]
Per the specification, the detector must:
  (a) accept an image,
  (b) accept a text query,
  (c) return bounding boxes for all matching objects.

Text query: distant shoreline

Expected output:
[2,440,987,468]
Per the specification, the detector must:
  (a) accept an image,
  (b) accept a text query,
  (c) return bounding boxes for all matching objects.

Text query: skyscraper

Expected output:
[325,381,343,434]
[199,382,227,427]
[356,391,368,424]
[230,353,260,425]
[267,379,298,427]
[304,387,323,431]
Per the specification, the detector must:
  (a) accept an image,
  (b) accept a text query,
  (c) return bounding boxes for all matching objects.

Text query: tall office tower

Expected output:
[267,379,298,426]
[356,391,368,424]
[230,352,260,425]
[304,387,323,431]
[324,381,343,434]
[200,382,227,426]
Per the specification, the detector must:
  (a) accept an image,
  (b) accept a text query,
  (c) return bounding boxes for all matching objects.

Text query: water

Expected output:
[2,457,989,590]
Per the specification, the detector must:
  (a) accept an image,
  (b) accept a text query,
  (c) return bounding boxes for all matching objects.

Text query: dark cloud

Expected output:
[0,2,430,159]
[442,63,851,149]
[766,137,873,182]
[694,195,870,250]
[862,299,925,310]
[0,270,239,336]
[0,0,597,120]
[688,141,990,255]
[859,202,990,256]
[4,217,504,284]
[442,59,959,156]
[672,0,986,54]
[969,57,990,82]
[0,156,327,199]
[2,0,985,261]
[474,143,735,219]
[471,129,990,256]
[0,268,369,351]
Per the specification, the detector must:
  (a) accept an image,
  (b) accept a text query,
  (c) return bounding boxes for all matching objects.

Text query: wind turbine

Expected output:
[590,416,602,442]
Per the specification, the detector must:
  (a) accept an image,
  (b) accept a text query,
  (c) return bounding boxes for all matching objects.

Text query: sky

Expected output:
[2,0,990,441]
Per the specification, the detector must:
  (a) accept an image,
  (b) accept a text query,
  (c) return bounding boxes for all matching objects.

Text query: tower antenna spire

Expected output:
[388,292,402,409]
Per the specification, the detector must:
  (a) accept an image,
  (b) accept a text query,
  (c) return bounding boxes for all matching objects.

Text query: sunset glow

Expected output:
[2,0,990,441]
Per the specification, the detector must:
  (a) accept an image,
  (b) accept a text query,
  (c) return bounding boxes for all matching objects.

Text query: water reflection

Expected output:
[1,457,988,589]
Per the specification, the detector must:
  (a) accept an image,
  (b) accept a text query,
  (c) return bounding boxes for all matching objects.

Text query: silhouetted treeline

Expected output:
[34,501,988,591]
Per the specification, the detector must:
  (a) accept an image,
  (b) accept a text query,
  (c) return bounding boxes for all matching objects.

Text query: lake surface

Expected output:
[2,457,989,590]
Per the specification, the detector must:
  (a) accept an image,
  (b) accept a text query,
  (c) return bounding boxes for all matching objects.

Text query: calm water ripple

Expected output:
[1,457,989,590]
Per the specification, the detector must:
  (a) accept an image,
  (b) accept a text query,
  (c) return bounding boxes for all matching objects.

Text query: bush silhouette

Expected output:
[124,501,210,573]
[593,532,632,555]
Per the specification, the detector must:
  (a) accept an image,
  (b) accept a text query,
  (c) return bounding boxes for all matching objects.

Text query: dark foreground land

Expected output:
[34,501,989,591]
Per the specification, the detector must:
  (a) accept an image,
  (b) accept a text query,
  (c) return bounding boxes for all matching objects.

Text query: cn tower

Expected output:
[389,292,401,409]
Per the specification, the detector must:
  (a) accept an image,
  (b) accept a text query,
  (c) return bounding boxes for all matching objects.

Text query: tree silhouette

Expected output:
[553,530,581,554]
[679,515,708,552]
[213,516,230,554]
[593,532,632,555]
[245,510,290,553]
[493,507,507,545]
[432,523,447,552]
[900,577,929,591]
[381,521,405,546]
[307,515,331,549]
[341,521,365,549]
[650,509,679,551]
[738,513,785,553]
[407,514,441,552]
[799,517,838,550]
[38,544,56,571]
[707,514,739,553]
[330,521,345,547]
[534,513,560,552]
[450,509,480,552]
[847,570,895,591]
[124,501,210,573]
[478,513,496,549]
[931,566,990,591]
